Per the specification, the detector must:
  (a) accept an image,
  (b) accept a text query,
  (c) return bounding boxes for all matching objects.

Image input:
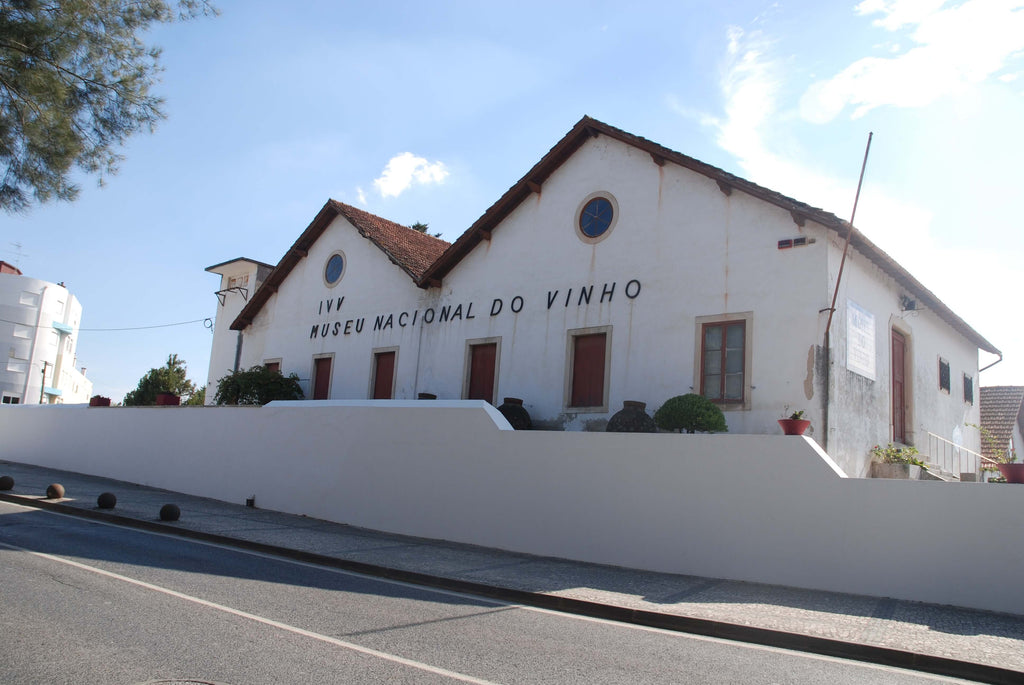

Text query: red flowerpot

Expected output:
[778,418,811,436]
[155,393,180,406]
[997,463,1024,483]
[89,396,111,407]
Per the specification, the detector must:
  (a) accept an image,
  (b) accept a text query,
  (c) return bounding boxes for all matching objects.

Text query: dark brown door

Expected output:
[312,357,332,400]
[570,333,606,408]
[373,351,396,399]
[467,343,497,402]
[891,330,906,443]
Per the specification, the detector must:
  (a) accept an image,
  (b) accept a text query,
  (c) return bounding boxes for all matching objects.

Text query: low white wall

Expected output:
[1,401,1021,615]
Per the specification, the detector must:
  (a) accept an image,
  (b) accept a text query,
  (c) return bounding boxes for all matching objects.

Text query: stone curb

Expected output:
[1,491,1020,685]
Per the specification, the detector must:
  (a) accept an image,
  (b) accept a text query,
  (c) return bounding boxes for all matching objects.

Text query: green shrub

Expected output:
[214,366,304,406]
[654,394,728,434]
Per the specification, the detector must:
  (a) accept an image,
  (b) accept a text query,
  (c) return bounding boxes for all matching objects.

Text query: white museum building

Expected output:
[204,117,999,478]
[0,262,92,405]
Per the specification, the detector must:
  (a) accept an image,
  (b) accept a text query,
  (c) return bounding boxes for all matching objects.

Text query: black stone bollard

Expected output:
[97,492,117,509]
[0,475,13,490]
[45,483,65,499]
[159,503,180,521]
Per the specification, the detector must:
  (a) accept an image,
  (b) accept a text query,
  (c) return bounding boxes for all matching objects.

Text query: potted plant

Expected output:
[870,443,927,479]
[778,409,811,436]
[968,423,1024,484]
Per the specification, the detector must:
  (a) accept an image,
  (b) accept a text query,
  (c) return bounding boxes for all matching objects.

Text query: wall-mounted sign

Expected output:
[846,299,876,381]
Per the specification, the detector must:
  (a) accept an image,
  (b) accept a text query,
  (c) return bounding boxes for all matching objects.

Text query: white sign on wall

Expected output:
[846,300,876,380]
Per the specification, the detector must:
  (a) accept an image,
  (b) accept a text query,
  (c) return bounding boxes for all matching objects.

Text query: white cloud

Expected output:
[356,186,367,205]
[802,0,1024,123]
[703,22,1019,383]
[373,153,449,198]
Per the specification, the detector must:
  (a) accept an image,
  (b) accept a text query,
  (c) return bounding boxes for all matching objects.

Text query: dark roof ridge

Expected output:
[229,200,450,331]
[416,116,997,354]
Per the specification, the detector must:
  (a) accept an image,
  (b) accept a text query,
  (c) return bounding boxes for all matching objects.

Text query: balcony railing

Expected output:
[925,432,989,480]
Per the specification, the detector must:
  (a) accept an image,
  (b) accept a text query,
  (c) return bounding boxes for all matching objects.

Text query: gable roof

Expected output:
[418,116,998,354]
[980,386,1024,459]
[230,200,449,331]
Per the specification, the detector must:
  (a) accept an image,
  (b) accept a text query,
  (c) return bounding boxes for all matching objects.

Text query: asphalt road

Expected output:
[0,501,976,684]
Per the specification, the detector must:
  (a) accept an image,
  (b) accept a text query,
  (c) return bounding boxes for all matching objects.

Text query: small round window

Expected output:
[575,193,618,243]
[324,251,346,287]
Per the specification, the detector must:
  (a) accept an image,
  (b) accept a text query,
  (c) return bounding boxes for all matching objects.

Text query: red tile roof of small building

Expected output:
[230,200,449,330]
[979,386,1024,459]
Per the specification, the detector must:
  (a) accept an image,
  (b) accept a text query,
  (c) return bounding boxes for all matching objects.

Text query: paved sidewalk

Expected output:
[2,459,1023,683]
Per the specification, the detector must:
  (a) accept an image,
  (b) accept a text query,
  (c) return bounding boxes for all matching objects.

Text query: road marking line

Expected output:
[0,502,978,681]
[0,540,499,685]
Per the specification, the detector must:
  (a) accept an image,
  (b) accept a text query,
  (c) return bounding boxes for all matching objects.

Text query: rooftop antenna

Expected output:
[9,242,28,268]
[821,132,873,454]
[824,132,873,341]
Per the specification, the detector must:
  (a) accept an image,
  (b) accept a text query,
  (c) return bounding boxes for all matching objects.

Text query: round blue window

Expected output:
[579,197,614,238]
[324,253,345,285]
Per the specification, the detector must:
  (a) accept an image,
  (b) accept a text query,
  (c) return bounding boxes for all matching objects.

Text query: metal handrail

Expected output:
[925,432,984,480]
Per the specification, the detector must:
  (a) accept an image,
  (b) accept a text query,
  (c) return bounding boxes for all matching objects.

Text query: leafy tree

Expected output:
[122,353,198,405]
[410,221,442,238]
[654,394,728,434]
[214,365,304,406]
[184,386,205,406]
[0,0,216,212]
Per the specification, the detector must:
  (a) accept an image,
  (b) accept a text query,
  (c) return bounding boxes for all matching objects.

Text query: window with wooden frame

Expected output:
[963,373,974,405]
[695,313,753,409]
[264,359,281,374]
[938,358,950,393]
[565,326,611,412]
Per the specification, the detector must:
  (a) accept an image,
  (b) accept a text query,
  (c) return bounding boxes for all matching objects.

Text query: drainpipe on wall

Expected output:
[233,332,243,373]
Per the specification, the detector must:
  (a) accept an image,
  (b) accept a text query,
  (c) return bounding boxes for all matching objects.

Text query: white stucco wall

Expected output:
[1,402,1021,616]
[208,134,991,474]
[826,240,982,477]
[225,135,832,435]
[0,273,91,404]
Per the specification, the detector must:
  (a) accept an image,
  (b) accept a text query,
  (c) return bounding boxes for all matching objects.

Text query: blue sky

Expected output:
[5,0,1023,399]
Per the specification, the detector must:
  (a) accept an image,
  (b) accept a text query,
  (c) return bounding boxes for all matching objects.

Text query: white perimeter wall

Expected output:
[1,401,1020,615]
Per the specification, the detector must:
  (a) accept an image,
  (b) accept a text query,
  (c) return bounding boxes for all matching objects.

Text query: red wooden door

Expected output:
[571,333,606,408]
[891,330,906,443]
[467,343,497,402]
[312,357,332,400]
[373,351,396,399]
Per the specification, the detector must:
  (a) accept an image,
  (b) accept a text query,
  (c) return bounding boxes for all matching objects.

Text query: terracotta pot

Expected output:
[89,396,111,407]
[996,463,1024,484]
[778,418,811,436]
[155,393,180,406]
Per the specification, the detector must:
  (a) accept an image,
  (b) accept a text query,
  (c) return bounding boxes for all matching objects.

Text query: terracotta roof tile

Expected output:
[979,386,1024,459]
[329,201,448,281]
[229,200,449,330]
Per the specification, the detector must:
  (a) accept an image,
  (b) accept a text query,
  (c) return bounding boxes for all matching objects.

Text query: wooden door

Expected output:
[891,330,906,443]
[373,351,396,399]
[312,357,332,400]
[570,333,606,408]
[467,343,497,402]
